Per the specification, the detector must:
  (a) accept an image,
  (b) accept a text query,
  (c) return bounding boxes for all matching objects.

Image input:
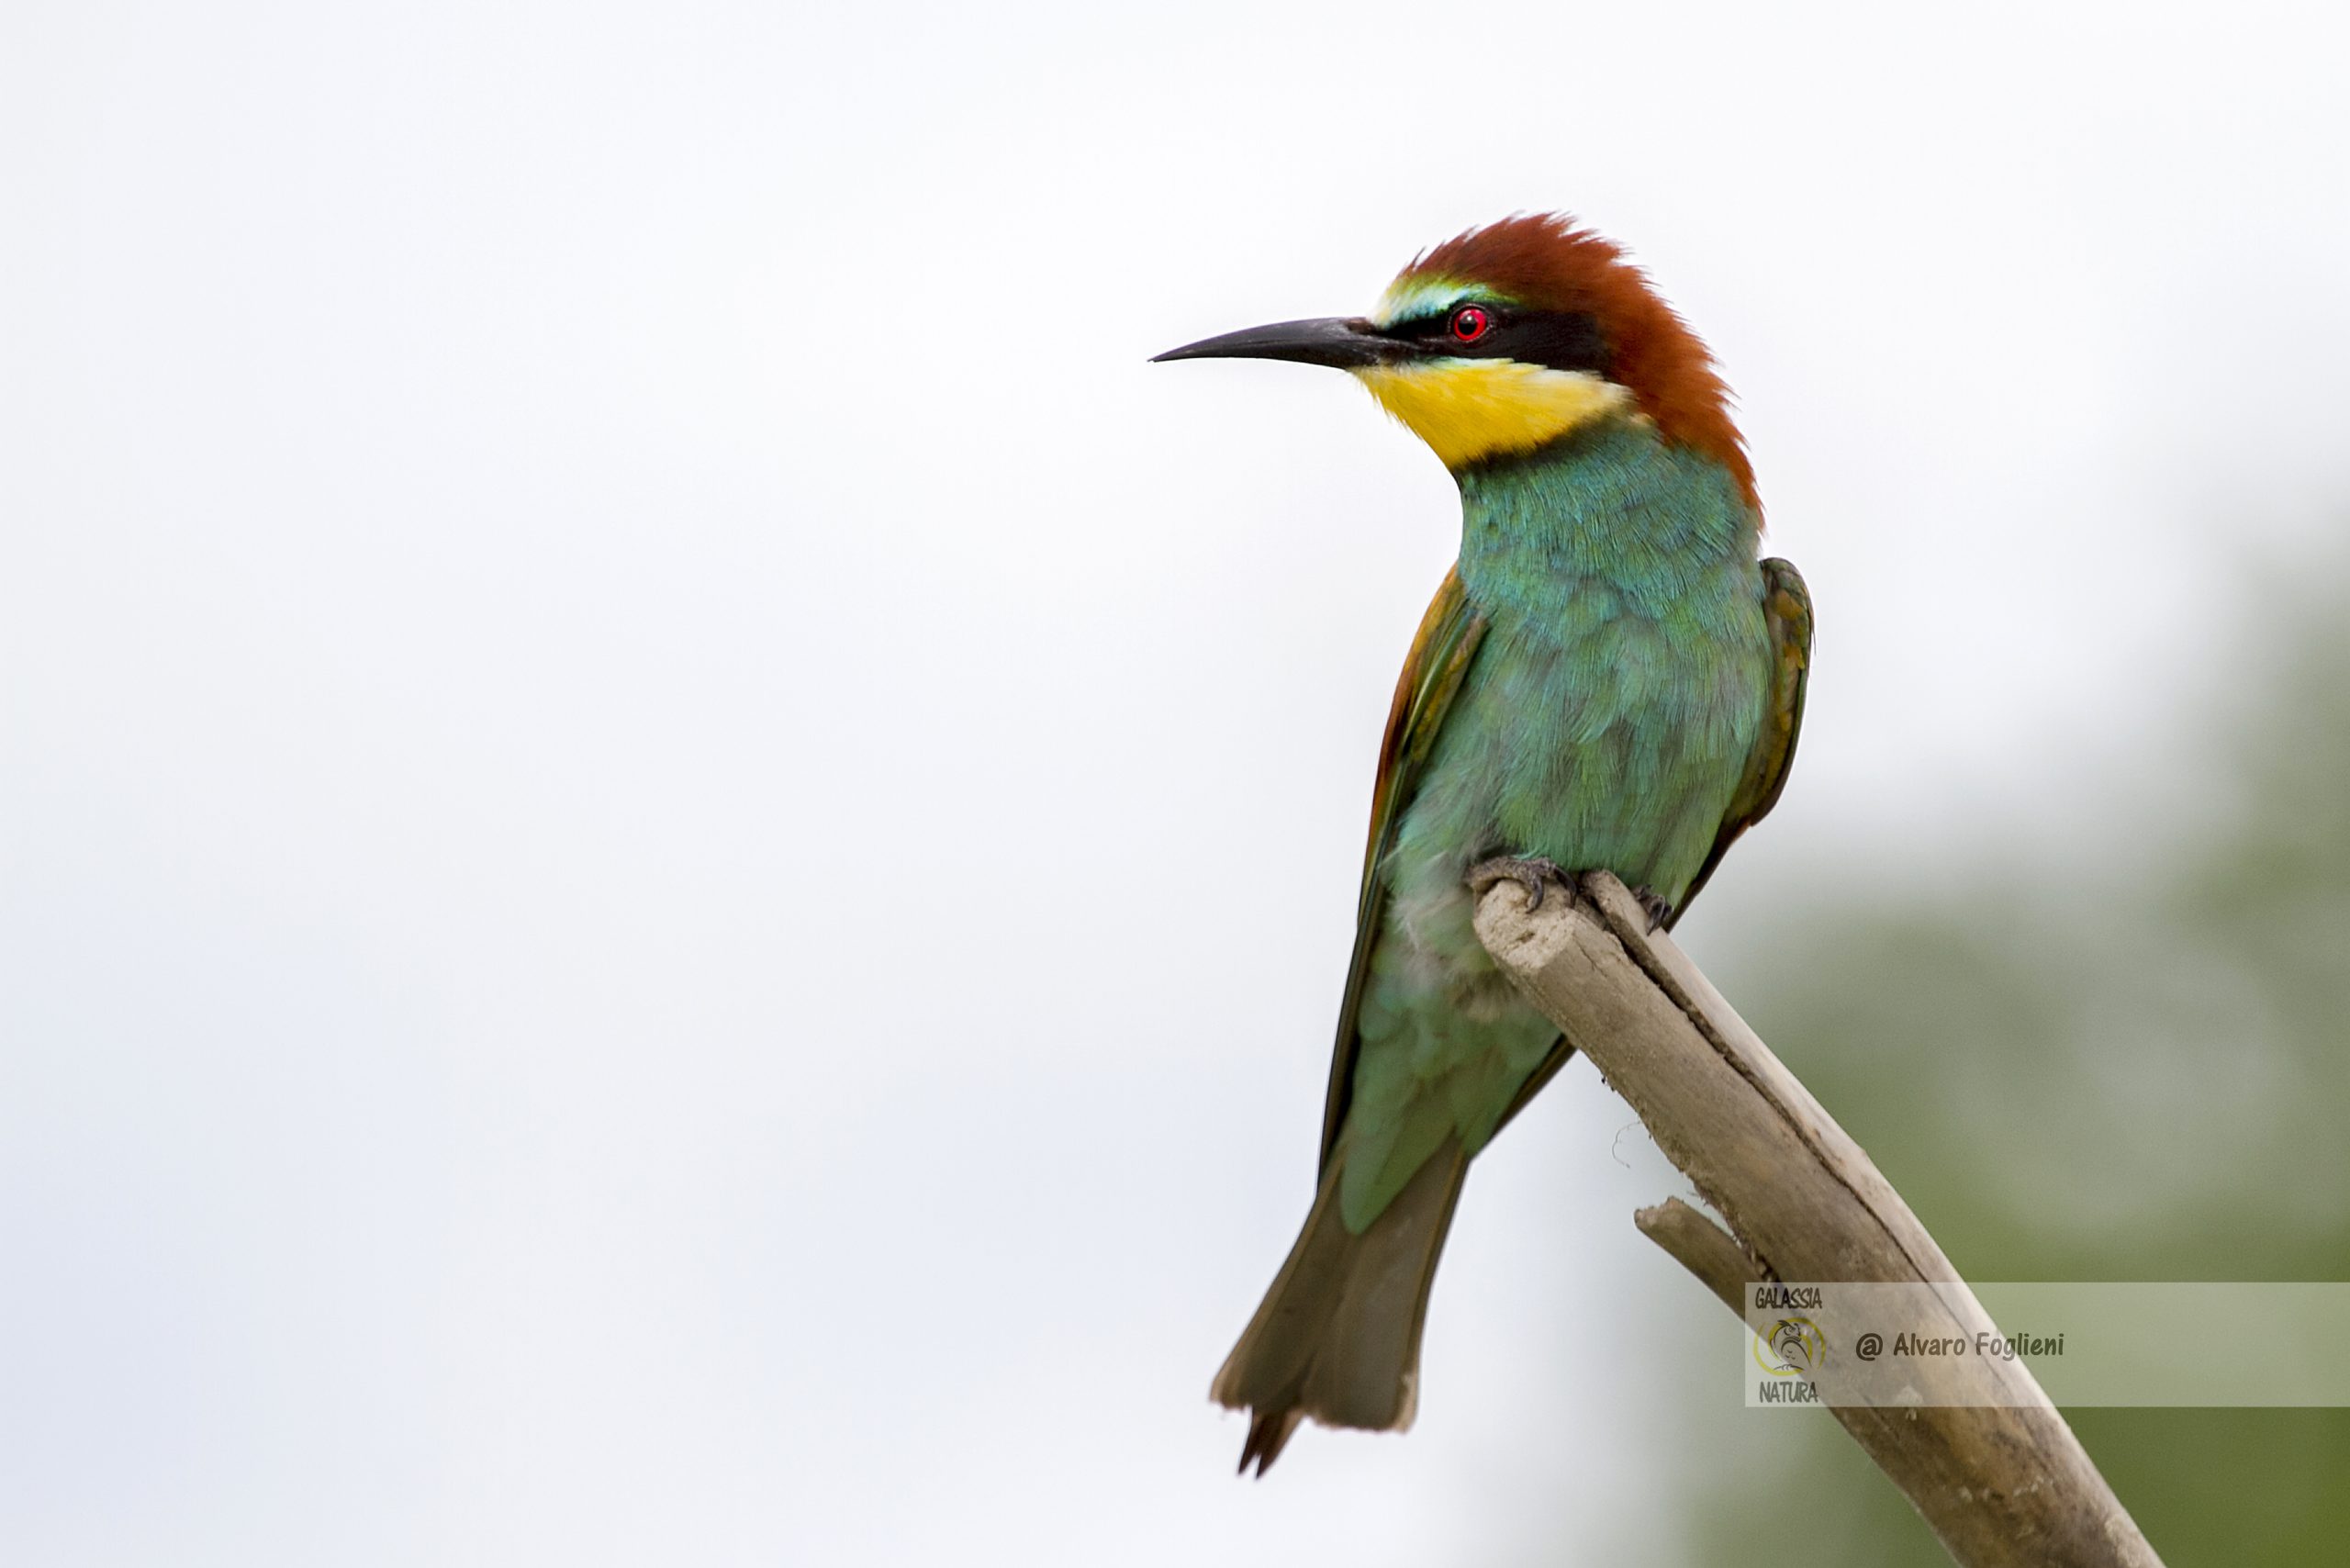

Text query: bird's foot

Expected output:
[1466,856,1572,912]
[1629,885,1674,932]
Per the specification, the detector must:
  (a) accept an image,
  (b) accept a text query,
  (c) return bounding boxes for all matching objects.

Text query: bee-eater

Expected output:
[1155,215,1812,1473]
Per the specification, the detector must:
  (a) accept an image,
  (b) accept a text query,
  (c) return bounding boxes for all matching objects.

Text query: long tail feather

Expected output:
[1211,1138,1469,1475]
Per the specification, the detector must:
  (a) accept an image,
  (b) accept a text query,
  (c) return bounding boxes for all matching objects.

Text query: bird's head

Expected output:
[1155,213,1753,507]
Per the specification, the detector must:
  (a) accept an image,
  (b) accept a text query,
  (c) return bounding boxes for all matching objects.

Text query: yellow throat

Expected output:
[1352,358,1632,470]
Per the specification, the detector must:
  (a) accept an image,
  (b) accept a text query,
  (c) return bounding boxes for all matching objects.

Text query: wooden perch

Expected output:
[1472,870,2162,1568]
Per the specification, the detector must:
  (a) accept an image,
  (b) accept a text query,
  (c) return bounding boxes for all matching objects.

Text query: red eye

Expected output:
[1449,306,1492,342]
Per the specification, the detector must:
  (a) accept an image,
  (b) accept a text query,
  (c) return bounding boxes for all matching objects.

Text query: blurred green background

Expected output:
[1662,567,2350,1565]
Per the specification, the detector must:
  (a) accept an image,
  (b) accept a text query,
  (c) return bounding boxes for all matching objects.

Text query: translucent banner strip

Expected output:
[1741,1282,2350,1407]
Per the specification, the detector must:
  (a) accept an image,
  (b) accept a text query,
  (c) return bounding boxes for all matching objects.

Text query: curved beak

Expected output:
[1151,316,1407,370]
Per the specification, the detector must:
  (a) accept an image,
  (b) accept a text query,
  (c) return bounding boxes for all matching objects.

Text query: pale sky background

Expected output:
[6,2,2349,1564]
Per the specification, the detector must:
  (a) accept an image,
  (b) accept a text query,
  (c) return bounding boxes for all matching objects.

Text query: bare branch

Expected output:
[1633,1198,1756,1316]
[1474,871,2162,1568]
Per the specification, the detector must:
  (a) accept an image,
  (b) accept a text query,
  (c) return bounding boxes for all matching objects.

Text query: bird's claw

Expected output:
[1630,886,1674,932]
[1466,856,1572,912]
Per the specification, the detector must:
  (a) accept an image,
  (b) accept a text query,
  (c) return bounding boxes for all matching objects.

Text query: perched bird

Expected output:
[1155,215,1812,1473]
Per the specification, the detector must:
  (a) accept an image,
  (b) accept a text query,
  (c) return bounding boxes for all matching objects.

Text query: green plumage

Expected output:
[1340,416,1774,1226]
[1211,409,1810,1473]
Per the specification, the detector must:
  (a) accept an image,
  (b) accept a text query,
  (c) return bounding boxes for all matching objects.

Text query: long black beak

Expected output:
[1151,316,1408,370]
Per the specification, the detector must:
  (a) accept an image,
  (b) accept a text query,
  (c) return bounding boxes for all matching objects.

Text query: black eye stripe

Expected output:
[1391,308,1610,377]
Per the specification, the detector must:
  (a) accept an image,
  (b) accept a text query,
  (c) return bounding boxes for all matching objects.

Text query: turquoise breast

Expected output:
[1337,416,1773,1228]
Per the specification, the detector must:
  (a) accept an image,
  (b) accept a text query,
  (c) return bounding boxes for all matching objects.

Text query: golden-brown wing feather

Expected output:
[1316,569,1489,1173]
